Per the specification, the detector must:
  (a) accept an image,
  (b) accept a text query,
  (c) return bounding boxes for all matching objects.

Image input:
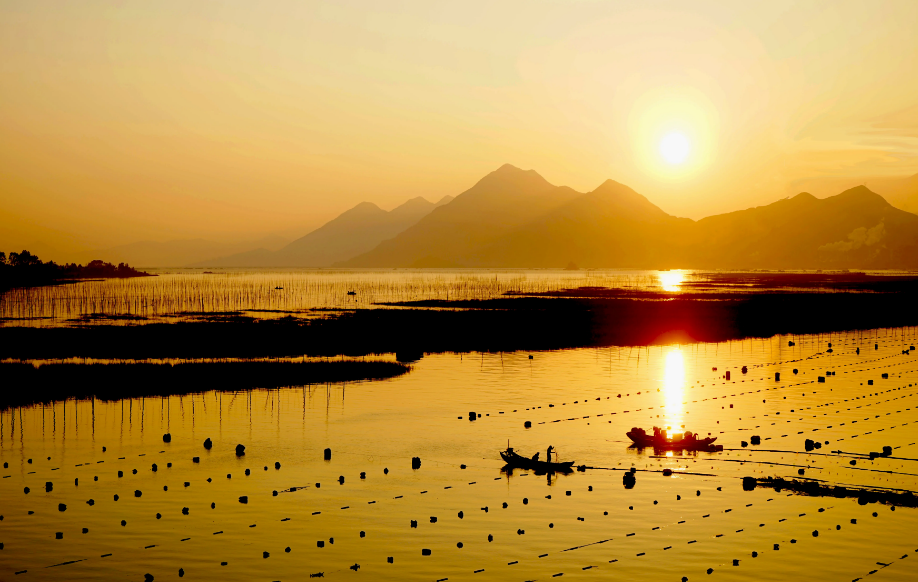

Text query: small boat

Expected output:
[499,446,575,472]
[626,427,720,451]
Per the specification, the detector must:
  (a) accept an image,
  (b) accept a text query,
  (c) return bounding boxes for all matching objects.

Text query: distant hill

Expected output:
[338,164,582,267]
[340,165,918,270]
[792,173,918,215]
[683,186,918,269]
[196,195,453,267]
[469,179,693,268]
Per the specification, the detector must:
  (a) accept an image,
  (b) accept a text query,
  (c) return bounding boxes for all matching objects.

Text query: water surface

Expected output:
[2,328,918,580]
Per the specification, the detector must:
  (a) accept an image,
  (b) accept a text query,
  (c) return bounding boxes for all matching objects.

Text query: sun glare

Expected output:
[660,132,690,164]
[662,347,685,429]
[658,270,685,292]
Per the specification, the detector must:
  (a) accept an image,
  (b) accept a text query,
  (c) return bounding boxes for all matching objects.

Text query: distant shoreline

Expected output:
[2,290,917,361]
[0,250,154,291]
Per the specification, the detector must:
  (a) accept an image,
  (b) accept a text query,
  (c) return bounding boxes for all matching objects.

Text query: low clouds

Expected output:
[818,222,886,252]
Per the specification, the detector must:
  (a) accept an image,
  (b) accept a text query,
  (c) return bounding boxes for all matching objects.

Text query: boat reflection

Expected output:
[500,464,573,484]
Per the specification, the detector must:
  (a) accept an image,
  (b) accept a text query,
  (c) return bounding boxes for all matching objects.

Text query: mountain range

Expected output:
[70,165,918,270]
[195,195,453,267]
[338,164,918,269]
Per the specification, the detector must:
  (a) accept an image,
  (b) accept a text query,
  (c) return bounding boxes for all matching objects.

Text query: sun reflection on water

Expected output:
[662,347,685,431]
[658,270,685,292]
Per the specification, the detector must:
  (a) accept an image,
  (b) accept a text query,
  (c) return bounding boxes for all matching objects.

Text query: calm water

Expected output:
[0,268,889,327]
[3,328,918,580]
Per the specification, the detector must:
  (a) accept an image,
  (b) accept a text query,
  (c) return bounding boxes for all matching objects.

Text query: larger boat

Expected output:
[499,447,575,472]
[626,427,720,451]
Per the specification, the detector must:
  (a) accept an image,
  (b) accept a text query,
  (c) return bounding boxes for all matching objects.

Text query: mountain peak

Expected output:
[348,201,385,214]
[389,196,435,217]
[593,179,637,195]
[837,185,879,198]
[474,164,553,193]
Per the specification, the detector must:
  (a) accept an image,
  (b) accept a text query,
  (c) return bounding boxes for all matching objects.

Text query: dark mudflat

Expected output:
[0,360,410,409]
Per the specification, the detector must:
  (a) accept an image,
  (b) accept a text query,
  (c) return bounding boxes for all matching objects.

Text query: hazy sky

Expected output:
[2,0,917,255]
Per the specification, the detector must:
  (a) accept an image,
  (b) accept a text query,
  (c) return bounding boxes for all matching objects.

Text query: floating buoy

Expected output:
[235,444,246,456]
[324,448,332,461]
[203,438,212,449]
[239,496,248,504]
[524,421,531,428]
[422,549,431,556]
[163,433,171,443]
[134,490,142,497]
[411,457,421,470]
[182,507,189,515]
[58,503,66,512]
[275,462,281,470]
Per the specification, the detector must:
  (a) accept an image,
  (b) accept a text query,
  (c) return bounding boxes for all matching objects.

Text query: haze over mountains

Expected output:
[196,195,453,268]
[339,164,918,270]
[35,165,918,270]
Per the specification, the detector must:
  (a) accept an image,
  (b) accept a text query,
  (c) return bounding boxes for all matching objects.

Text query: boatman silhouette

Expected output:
[546,445,554,461]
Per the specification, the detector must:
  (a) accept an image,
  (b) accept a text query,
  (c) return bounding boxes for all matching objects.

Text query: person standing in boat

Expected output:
[546,445,554,462]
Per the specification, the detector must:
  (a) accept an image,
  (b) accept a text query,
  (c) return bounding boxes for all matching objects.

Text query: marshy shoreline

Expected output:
[2,290,917,361]
[0,360,410,409]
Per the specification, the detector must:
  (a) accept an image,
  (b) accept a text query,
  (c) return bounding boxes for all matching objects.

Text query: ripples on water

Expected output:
[2,328,918,580]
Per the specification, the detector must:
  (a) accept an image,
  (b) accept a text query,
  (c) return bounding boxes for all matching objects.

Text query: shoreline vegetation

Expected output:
[2,282,917,361]
[0,250,152,291]
[0,360,410,409]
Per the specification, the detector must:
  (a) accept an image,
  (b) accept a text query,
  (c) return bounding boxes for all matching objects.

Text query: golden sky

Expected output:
[2,1,917,256]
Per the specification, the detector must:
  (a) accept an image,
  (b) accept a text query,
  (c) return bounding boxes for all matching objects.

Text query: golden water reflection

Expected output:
[662,347,685,432]
[658,269,686,292]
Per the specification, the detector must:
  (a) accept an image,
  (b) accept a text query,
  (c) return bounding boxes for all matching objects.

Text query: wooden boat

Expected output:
[500,447,575,472]
[626,427,720,451]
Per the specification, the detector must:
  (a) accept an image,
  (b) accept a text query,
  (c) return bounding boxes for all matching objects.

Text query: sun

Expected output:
[659,132,690,164]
